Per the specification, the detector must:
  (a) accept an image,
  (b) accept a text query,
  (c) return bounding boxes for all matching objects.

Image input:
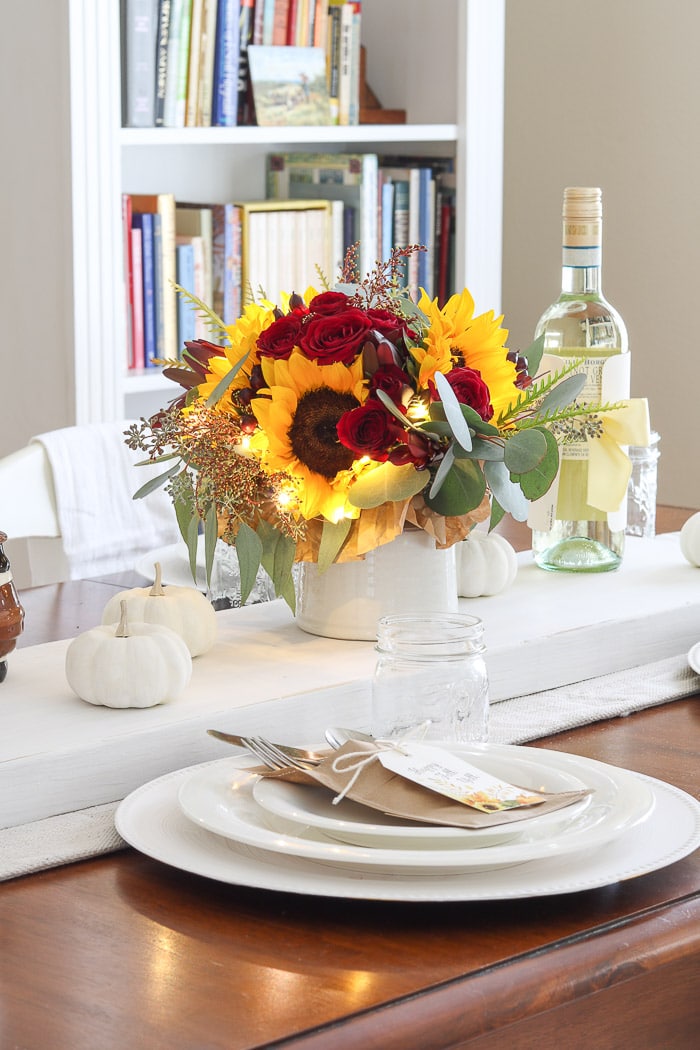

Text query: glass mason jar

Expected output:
[371,614,489,743]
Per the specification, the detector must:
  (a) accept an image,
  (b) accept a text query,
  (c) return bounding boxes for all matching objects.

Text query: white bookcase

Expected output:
[58,0,505,427]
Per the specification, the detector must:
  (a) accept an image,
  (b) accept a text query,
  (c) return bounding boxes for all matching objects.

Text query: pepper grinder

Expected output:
[0,531,25,682]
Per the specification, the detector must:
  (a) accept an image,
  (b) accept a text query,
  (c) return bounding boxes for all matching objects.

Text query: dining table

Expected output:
[1,506,699,1050]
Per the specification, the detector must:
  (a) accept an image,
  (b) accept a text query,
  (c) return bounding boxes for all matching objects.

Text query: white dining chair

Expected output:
[0,423,181,589]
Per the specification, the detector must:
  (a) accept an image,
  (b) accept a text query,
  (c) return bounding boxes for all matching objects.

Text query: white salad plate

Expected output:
[115,759,700,902]
[174,745,654,874]
[251,745,595,850]
[135,537,207,589]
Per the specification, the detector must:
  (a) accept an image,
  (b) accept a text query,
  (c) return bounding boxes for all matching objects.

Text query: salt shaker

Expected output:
[371,613,489,743]
[0,532,25,682]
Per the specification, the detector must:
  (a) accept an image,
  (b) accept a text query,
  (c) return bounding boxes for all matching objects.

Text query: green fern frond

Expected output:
[496,360,583,425]
[174,284,227,339]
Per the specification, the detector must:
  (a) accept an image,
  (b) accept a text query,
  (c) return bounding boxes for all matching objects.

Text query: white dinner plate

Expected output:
[115,763,700,901]
[251,746,594,850]
[135,537,207,589]
[175,745,654,873]
[688,641,700,675]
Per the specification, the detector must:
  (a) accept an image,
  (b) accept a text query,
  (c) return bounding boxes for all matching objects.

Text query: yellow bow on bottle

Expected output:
[587,398,651,512]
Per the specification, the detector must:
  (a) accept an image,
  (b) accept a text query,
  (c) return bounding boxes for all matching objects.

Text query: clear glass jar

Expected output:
[371,614,489,743]
[626,431,660,538]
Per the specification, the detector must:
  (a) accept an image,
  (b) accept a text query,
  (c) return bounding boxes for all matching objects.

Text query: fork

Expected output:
[243,735,318,772]
[207,729,325,764]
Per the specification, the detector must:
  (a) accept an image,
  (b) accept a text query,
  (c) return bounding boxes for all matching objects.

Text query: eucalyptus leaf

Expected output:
[428,444,455,500]
[258,523,296,612]
[489,497,506,531]
[348,461,428,509]
[235,522,263,604]
[132,461,180,499]
[375,388,412,429]
[433,371,473,452]
[204,504,219,586]
[538,371,587,415]
[424,458,486,517]
[515,427,560,500]
[484,460,529,521]
[454,436,504,461]
[429,400,499,436]
[204,352,250,409]
[174,490,195,544]
[317,518,353,574]
[186,513,200,583]
[523,332,546,377]
[503,428,548,474]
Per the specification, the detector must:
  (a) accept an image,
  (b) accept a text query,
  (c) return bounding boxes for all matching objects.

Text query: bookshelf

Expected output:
[8,0,505,441]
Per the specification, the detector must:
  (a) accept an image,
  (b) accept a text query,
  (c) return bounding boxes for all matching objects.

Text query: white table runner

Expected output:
[2,653,697,881]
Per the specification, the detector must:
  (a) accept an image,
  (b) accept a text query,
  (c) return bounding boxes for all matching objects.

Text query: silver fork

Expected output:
[207,729,324,764]
[243,735,318,772]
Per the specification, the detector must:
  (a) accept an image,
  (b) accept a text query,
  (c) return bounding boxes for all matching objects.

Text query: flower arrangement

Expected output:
[128,246,616,607]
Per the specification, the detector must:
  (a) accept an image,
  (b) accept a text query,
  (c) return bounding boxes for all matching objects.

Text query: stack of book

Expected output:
[266,151,457,297]
[122,193,335,370]
[122,0,363,128]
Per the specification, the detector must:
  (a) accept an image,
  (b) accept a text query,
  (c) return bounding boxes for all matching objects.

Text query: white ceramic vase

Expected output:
[294,529,459,641]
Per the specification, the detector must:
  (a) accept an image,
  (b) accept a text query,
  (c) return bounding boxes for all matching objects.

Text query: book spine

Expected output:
[212,0,240,126]
[392,179,409,289]
[134,213,157,365]
[348,1,361,126]
[253,0,266,44]
[176,243,196,350]
[122,194,135,369]
[326,2,343,124]
[196,0,219,126]
[174,0,193,126]
[312,0,328,48]
[269,0,286,46]
[185,0,204,126]
[417,168,432,295]
[380,179,395,264]
[154,0,172,126]
[337,3,353,126]
[163,0,184,126]
[151,213,165,359]
[359,152,377,280]
[286,0,299,45]
[124,0,158,127]
[230,205,243,320]
[130,227,146,369]
[237,0,256,125]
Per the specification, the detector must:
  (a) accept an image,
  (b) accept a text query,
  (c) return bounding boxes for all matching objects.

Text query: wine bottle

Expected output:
[530,186,630,572]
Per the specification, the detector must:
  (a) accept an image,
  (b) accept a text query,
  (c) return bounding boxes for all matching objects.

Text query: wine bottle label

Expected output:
[528,353,631,530]
[0,570,12,586]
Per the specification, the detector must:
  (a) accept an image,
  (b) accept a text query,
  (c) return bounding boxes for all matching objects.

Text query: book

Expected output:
[379,176,395,264]
[265,151,378,279]
[247,45,331,127]
[130,225,146,369]
[151,212,165,359]
[196,0,219,125]
[417,166,435,298]
[154,0,173,126]
[121,194,134,369]
[163,0,193,126]
[380,165,421,298]
[326,1,343,124]
[123,0,158,127]
[176,241,196,348]
[337,2,353,126]
[234,199,332,306]
[185,0,205,126]
[132,212,157,365]
[237,0,256,125]
[347,1,361,126]
[312,0,328,49]
[212,0,240,126]
[176,203,214,312]
[211,203,243,323]
[129,193,178,359]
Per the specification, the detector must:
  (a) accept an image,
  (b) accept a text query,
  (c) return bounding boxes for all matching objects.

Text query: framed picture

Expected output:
[247,45,332,127]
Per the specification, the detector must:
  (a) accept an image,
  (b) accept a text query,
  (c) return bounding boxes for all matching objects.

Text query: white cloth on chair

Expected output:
[31,422,180,580]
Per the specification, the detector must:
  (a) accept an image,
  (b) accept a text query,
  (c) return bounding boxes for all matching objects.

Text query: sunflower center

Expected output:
[288,387,359,478]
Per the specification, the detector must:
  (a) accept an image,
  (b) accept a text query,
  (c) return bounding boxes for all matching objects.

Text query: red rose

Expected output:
[337,400,404,461]
[433,367,494,422]
[256,314,303,359]
[366,308,408,343]
[308,291,350,315]
[368,364,411,405]
[299,308,372,365]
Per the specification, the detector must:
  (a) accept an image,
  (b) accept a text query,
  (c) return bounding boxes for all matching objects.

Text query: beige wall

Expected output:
[503,0,700,508]
[0,1,75,457]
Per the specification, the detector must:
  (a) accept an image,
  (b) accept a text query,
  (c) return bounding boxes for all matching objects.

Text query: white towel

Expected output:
[31,421,181,580]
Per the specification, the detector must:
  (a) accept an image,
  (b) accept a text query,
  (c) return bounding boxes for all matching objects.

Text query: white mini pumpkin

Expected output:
[66,601,192,708]
[457,531,518,597]
[680,512,700,567]
[101,562,217,656]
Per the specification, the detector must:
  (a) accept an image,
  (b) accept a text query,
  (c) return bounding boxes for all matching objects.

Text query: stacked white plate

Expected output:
[115,742,700,901]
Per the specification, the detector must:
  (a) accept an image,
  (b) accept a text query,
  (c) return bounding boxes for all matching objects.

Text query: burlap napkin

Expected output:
[256,738,591,830]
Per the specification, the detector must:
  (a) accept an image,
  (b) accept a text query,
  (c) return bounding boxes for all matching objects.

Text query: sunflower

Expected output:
[249,351,370,522]
[413,289,518,419]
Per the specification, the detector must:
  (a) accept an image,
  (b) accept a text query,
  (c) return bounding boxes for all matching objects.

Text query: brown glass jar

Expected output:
[0,531,25,682]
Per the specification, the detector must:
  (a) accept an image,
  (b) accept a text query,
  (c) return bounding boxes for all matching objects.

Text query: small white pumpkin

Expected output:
[101,562,217,657]
[457,531,518,598]
[66,601,192,708]
[680,512,700,567]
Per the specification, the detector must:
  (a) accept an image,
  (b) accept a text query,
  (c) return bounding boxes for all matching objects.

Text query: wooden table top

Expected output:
[2,508,699,1050]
